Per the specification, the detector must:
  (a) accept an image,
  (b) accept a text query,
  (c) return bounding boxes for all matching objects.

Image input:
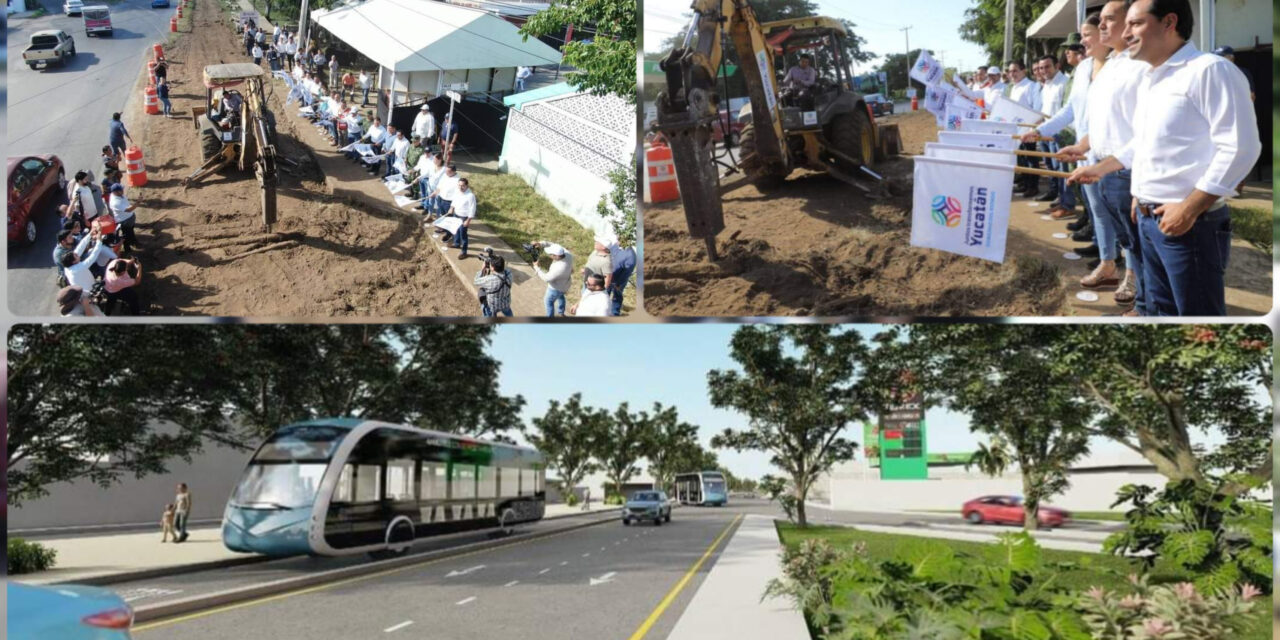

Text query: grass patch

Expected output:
[775,522,1271,639]
[468,170,636,314]
[1231,205,1273,253]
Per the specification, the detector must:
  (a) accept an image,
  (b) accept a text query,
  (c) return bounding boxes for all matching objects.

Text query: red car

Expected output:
[711,110,743,145]
[8,154,66,245]
[962,495,1070,528]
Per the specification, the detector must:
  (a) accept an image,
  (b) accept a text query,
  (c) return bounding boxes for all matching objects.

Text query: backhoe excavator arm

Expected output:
[655,0,788,259]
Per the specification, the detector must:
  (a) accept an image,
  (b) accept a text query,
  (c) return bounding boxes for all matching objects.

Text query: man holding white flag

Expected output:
[911,155,1015,263]
[1003,60,1045,198]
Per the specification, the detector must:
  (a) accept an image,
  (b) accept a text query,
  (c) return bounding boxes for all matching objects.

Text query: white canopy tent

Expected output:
[311,0,563,116]
[1026,0,1214,51]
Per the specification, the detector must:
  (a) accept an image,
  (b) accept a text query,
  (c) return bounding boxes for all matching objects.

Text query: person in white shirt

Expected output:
[251,43,263,66]
[969,67,987,92]
[447,178,477,257]
[384,127,410,177]
[107,183,138,252]
[60,228,114,291]
[570,274,610,317]
[533,243,573,316]
[358,70,372,106]
[427,165,461,220]
[980,65,1005,108]
[1031,55,1070,205]
[1004,60,1044,197]
[412,104,436,145]
[515,65,533,92]
[1031,29,1103,228]
[416,154,446,217]
[1058,0,1150,314]
[1068,0,1259,316]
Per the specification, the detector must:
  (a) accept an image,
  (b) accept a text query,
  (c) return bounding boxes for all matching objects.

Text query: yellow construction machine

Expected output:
[183,63,279,229]
[656,0,901,259]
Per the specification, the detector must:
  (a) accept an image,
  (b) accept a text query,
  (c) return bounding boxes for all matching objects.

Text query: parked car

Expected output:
[151,0,170,7]
[63,0,84,15]
[83,5,113,37]
[8,155,66,245]
[962,495,1069,528]
[22,30,76,70]
[623,490,672,526]
[864,93,894,117]
[8,583,135,640]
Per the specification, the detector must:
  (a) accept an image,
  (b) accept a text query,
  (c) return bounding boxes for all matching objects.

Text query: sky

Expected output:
[485,324,1201,481]
[644,0,993,75]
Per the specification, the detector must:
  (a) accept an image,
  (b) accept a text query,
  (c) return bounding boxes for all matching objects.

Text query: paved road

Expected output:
[131,506,748,640]
[7,0,174,315]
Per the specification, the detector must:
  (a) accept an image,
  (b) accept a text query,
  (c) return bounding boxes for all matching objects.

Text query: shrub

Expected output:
[1075,574,1261,639]
[8,538,58,575]
[604,494,625,506]
[565,493,579,507]
[1103,477,1272,595]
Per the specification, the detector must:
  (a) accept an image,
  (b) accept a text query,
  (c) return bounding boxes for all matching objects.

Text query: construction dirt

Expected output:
[642,110,1271,317]
[128,0,474,316]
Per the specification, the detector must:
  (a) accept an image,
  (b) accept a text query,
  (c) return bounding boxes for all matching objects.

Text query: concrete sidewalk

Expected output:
[667,514,809,640]
[18,502,619,585]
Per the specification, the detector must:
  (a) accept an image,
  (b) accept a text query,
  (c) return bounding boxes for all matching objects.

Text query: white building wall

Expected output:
[500,126,616,227]
[1214,0,1273,49]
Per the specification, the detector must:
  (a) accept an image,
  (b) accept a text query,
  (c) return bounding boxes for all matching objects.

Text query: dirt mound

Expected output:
[128,0,474,316]
[643,113,1066,317]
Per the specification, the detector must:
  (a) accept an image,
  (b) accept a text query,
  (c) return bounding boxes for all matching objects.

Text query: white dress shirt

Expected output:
[1114,42,1261,204]
[1007,77,1041,113]
[1038,71,1068,115]
[109,193,134,224]
[1038,59,1094,140]
[389,135,410,162]
[436,172,461,200]
[574,290,610,316]
[412,111,436,140]
[981,81,1005,107]
[366,124,388,145]
[1085,50,1143,161]
[426,164,447,191]
[452,189,477,219]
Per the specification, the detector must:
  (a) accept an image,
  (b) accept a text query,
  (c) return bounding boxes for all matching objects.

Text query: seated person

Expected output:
[782,54,818,89]
[221,90,245,123]
[103,257,143,314]
[57,285,101,317]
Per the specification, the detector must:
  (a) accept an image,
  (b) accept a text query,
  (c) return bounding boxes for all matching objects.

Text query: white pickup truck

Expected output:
[23,30,77,70]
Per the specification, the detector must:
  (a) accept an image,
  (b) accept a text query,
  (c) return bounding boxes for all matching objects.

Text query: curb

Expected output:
[131,510,618,624]
[14,519,223,540]
[49,506,620,588]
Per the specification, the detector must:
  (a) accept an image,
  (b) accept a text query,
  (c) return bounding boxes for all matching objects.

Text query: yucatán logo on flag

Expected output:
[910,50,944,86]
[931,195,962,228]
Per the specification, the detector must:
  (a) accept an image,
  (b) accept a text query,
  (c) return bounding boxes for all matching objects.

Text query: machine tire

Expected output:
[24,220,38,245]
[29,63,38,70]
[829,109,873,172]
[654,516,663,527]
[198,116,222,163]
[370,519,415,559]
[664,512,671,523]
[737,122,786,191]
[622,517,631,526]
[68,45,76,57]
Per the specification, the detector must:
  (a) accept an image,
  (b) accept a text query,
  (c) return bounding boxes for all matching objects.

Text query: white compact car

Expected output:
[64,0,84,14]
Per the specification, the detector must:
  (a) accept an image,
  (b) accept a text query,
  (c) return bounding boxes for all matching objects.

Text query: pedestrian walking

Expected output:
[157,77,173,117]
[107,113,132,161]
[174,483,193,542]
[161,504,177,542]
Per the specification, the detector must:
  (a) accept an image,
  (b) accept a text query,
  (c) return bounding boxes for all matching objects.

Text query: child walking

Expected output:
[161,503,177,542]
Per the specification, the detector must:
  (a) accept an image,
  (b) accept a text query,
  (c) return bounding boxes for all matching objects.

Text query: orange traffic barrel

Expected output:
[645,143,680,203]
[176,6,182,18]
[147,60,157,85]
[153,43,165,60]
[144,86,160,115]
[124,146,148,187]
[170,16,177,32]
[911,96,919,111]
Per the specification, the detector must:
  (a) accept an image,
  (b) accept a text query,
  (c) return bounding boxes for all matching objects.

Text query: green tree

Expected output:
[873,325,1273,497]
[597,160,636,249]
[520,0,636,102]
[595,402,654,499]
[958,0,1058,66]
[525,394,606,499]
[642,403,700,492]
[7,325,524,506]
[708,325,873,526]
[876,49,927,98]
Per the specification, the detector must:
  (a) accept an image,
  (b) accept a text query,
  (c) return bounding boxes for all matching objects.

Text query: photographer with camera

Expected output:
[532,242,573,317]
[474,252,513,317]
[103,257,143,315]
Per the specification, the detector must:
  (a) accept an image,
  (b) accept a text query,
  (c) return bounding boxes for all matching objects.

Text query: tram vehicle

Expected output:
[222,419,546,558]
[672,470,728,506]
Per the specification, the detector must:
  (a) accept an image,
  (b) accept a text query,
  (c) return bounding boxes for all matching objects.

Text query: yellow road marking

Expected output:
[626,514,743,640]
[132,521,605,633]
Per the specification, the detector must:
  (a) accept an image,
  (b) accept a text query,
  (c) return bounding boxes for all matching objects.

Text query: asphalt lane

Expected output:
[7,0,174,315]
[132,507,743,640]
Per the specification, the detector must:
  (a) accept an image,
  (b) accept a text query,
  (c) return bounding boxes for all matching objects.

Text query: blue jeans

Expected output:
[1098,169,1143,312]
[1037,140,1059,197]
[609,267,632,316]
[482,302,513,317]
[516,78,526,92]
[160,96,172,115]
[436,198,452,216]
[1081,182,1119,261]
[362,86,370,104]
[1137,205,1230,316]
[452,223,469,253]
[544,287,566,317]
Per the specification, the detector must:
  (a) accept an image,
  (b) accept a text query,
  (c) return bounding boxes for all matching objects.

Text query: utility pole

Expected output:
[899,25,912,95]
[1003,0,1015,65]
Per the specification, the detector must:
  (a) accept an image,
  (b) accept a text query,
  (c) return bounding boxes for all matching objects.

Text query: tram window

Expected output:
[452,466,475,499]
[354,464,382,502]
[501,467,519,497]
[387,459,415,501]
[520,468,536,496]
[335,464,354,502]
[421,463,447,500]
[477,466,496,498]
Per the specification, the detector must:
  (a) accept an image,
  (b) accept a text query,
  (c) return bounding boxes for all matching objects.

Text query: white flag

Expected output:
[987,95,1046,124]
[910,50,945,86]
[923,84,953,117]
[943,96,984,130]
[938,130,1021,151]
[957,119,1019,136]
[910,156,1015,263]
[924,143,1016,167]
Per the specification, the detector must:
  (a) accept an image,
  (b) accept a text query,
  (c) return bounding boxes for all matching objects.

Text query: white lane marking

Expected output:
[538,568,551,575]
[560,561,568,566]
[589,571,618,586]
[504,580,519,587]
[456,596,477,606]
[446,565,486,578]
[614,541,621,546]
[581,552,590,557]
[384,621,414,633]
[600,546,606,552]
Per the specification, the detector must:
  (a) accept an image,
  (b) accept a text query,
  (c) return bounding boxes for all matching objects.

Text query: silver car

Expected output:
[64,0,84,15]
[622,491,672,526]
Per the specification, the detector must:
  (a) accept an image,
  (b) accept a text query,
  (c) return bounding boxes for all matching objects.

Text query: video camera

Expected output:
[519,241,543,264]
[478,247,498,268]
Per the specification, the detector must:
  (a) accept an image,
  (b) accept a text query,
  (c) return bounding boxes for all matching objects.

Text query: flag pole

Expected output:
[1014,149,1064,158]
[1014,166,1071,179]
[1010,134,1055,142]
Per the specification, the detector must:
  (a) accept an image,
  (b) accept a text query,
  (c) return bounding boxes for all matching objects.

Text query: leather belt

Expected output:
[1136,201,1162,216]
